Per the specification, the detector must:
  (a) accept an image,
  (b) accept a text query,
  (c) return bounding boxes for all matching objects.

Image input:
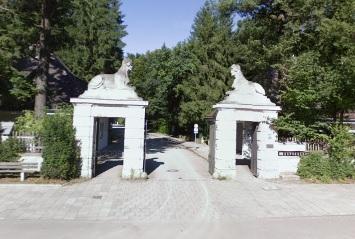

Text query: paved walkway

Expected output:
[0,134,355,224]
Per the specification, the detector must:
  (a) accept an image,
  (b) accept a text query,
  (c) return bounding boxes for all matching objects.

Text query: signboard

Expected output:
[194,124,198,134]
[193,124,198,143]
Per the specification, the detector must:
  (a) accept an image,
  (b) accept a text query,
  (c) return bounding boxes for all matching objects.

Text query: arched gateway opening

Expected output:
[92,117,126,176]
[71,59,148,179]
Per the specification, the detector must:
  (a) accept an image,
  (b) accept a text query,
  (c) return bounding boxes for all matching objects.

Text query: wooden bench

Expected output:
[0,162,40,181]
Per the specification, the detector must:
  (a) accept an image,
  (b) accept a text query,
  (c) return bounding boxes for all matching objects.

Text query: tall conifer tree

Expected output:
[57,0,127,81]
[177,0,235,133]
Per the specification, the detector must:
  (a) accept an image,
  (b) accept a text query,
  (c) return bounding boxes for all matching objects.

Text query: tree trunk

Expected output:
[339,110,345,124]
[268,67,279,104]
[34,0,51,118]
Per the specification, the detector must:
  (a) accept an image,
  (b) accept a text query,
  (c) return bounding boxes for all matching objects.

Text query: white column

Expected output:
[73,103,94,178]
[213,110,236,179]
[256,112,280,179]
[122,106,146,179]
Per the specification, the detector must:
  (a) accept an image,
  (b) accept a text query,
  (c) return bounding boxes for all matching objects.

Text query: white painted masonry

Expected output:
[277,142,306,173]
[71,59,148,179]
[209,65,282,179]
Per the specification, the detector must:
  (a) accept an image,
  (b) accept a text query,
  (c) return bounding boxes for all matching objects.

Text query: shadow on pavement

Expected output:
[236,159,251,169]
[144,157,164,175]
[95,160,123,176]
[146,137,181,154]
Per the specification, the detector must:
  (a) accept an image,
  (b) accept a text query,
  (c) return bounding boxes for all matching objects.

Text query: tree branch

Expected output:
[0,6,14,13]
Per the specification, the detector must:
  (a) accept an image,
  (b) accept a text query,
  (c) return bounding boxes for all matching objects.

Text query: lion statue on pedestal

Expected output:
[81,58,140,100]
[88,58,133,90]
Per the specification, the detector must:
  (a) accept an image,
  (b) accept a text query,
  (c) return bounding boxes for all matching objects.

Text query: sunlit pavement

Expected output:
[0,134,354,238]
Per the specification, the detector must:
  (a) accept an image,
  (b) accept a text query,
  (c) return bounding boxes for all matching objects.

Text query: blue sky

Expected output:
[121,0,206,54]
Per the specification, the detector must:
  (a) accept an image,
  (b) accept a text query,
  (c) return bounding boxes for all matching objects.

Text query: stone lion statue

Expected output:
[80,58,140,99]
[230,64,265,95]
[88,58,133,90]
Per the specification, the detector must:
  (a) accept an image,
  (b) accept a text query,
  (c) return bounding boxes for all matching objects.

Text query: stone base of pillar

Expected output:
[80,166,92,178]
[212,169,236,180]
[122,168,147,179]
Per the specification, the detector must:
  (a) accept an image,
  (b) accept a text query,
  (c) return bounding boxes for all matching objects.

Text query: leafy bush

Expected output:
[0,138,25,162]
[327,125,355,179]
[15,110,43,134]
[297,125,355,182]
[157,119,169,134]
[40,106,80,180]
[273,114,329,141]
[297,153,332,182]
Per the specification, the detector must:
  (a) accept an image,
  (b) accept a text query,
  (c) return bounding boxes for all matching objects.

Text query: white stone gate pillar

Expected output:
[208,64,281,179]
[71,58,149,179]
[122,106,146,178]
[213,110,237,179]
[256,113,279,179]
[72,103,94,178]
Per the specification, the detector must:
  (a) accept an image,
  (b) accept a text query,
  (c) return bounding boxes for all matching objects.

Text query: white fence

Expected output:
[11,131,43,153]
[277,137,328,152]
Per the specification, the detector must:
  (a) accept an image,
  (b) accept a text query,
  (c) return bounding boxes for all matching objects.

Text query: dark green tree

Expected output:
[57,0,127,81]
[129,0,236,136]
[235,0,355,138]
[130,44,198,134]
[177,0,235,135]
[0,0,73,115]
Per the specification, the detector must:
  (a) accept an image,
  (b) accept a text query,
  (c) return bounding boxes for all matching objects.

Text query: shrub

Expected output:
[157,119,169,134]
[297,125,355,182]
[14,111,43,134]
[40,106,80,180]
[328,125,355,179]
[0,138,25,162]
[297,153,332,182]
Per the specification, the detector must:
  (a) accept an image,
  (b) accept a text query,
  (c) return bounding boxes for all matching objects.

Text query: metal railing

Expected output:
[11,131,43,153]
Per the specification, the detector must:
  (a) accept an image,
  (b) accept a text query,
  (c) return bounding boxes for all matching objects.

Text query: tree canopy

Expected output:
[1,0,354,138]
[130,0,355,138]
[0,0,126,113]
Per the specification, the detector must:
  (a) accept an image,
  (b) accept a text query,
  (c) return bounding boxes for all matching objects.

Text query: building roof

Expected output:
[15,54,87,107]
[0,121,14,136]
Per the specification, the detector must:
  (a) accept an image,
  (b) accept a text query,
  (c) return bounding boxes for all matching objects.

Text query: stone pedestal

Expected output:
[208,64,281,179]
[71,98,148,178]
[71,58,149,179]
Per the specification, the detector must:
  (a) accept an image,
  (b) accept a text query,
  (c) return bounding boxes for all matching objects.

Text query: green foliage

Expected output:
[156,119,169,134]
[297,153,332,182]
[0,0,73,107]
[57,0,127,81]
[0,138,25,162]
[130,0,235,136]
[327,125,355,179]
[298,125,355,182]
[14,111,43,134]
[274,114,329,141]
[1,0,126,108]
[235,0,355,135]
[0,2,34,108]
[179,0,235,134]
[40,106,80,180]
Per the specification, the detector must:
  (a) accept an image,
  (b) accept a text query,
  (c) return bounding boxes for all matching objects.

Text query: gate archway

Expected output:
[71,59,148,179]
[208,65,281,179]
